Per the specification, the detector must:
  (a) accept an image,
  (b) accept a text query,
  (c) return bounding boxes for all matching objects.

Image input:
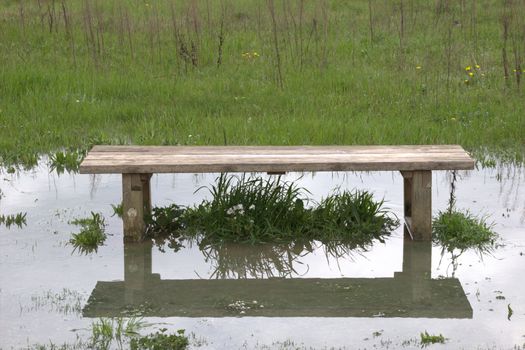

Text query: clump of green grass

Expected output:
[49,149,85,175]
[432,210,497,254]
[183,175,312,244]
[91,317,146,350]
[147,175,398,249]
[0,212,27,229]
[312,190,398,248]
[130,329,189,350]
[111,203,123,218]
[145,204,186,253]
[69,212,107,254]
[420,331,446,346]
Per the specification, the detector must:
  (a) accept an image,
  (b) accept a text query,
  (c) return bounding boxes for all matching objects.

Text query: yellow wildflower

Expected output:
[253,52,259,57]
[416,66,422,70]
[464,79,469,84]
[468,72,474,77]
[465,66,471,71]
[475,64,481,69]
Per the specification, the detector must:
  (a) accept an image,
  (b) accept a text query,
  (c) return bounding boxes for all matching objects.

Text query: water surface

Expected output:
[0,165,524,349]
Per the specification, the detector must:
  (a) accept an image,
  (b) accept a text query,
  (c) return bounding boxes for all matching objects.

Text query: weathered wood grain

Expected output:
[79,145,475,174]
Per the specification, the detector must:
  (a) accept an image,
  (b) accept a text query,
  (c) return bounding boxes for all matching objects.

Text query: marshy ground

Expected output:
[1,0,525,348]
[0,164,524,349]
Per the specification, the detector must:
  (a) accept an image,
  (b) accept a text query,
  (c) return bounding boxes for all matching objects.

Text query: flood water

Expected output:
[0,164,524,349]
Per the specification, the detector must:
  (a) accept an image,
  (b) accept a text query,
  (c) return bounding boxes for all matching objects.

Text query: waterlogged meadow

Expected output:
[1,162,524,349]
[0,1,524,168]
[1,0,525,349]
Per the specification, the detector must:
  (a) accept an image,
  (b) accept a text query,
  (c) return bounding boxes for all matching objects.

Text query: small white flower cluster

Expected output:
[226,204,257,216]
[226,204,245,216]
[227,300,264,314]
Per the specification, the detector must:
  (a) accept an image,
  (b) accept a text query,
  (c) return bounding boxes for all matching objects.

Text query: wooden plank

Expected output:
[90,145,468,153]
[79,145,475,174]
[80,160,474,174]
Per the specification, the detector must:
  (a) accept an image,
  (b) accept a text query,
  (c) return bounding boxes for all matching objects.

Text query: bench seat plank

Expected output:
[79,145,475,174]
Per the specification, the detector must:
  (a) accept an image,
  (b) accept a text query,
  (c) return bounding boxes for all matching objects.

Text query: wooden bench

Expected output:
[79,145,475,242]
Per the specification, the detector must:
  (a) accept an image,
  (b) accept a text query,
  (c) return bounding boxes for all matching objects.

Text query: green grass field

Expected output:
[1,0,524,167]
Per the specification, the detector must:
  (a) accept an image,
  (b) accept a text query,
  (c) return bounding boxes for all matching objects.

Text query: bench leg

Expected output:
[402,170,432,241]
[141,173,152,215]
[400,234,432,302]
[124,241,152,304]
[122,173,152,242]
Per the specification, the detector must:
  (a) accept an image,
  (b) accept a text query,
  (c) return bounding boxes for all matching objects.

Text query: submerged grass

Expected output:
[0,1,524,168]
[0,212,27,229]
[69,212,107,254]
[147,175,398,248]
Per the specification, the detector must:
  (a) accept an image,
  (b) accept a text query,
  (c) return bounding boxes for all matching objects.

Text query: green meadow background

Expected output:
[1,0,524,167]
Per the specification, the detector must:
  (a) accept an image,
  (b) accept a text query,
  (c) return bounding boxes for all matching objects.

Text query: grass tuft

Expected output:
[432,210,498,253]
[420,331,446,346]
[145,204,186,253]
[49,149,85,175]
[146,175,398,249]
[130,329,189,350]
[111,203,123,218]
[69,212,107,254]
[183,175,312,244]
[312,190,398,247]
[91,317,147,350]
[0,212,27,229]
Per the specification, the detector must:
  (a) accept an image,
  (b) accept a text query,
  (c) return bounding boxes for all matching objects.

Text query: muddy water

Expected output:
[0,165,524,349]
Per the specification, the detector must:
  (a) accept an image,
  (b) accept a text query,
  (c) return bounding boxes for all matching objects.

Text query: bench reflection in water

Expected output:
[83,235,473,319]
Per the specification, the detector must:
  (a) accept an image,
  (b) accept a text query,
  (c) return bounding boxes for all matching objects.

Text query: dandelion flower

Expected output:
[465,66,471,71]
[475,64,481,69]
[468,72,474,77]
